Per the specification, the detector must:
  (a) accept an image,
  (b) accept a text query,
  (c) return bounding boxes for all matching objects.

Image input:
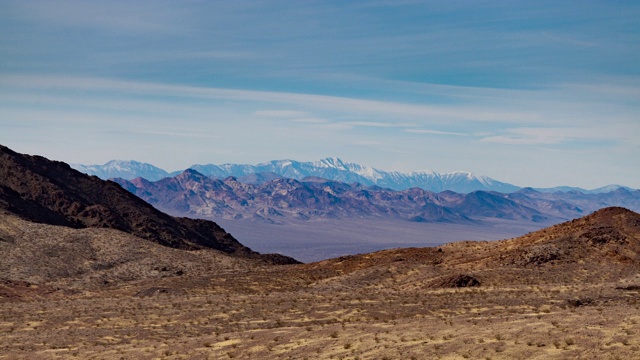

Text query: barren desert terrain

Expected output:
[2,207,640,359]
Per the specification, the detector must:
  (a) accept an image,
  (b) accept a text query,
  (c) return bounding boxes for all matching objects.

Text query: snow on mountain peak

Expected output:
[70,160,169,181]
[73,157,522,193]
[317,157,347,169]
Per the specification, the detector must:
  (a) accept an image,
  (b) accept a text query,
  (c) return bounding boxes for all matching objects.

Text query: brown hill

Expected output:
[486,206,640,267]
[302,206,640,288]
[0,145,297,264]
[0,211,259,291]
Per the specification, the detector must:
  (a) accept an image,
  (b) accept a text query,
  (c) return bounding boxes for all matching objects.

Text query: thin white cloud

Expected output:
[179,50,258,60]
[291,118,330,124]
[253,110,308,118]
[14,0,187,34]
[480,127,586,145]
[91,50,261,65]
[110,129,222,140]
[542,31,597,48]
[349,140,386,147]
[0,75,540,124]
[344,121,396,128]
[480,135,558,145]
[404,129,468,136]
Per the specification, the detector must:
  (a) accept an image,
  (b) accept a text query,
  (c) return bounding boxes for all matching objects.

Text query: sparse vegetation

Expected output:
[2,143,640,359]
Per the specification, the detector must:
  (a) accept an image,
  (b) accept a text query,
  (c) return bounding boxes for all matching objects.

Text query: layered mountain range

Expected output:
[72,158,635,194]
[71,158,633,194]
[72,158,518,193]
[113,169,640,224]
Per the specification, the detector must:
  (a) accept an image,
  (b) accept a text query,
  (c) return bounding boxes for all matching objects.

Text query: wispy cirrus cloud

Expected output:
[344,121,396,128]
[404,129,468,136]
[108,129,222,140]
[253,110,308,118]
[480,127,598,145]
[0,75,540,125]
[291,118,330,124]
[12,0,190,34]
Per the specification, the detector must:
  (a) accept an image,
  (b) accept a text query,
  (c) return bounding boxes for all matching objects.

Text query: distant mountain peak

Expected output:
[182,168,205,176]
[175,168,209,182]
[71,160,169,181]
[105,159,141,165]
[317,157,347,168]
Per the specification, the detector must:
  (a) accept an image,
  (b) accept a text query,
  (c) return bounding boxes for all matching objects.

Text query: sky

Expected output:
[1,0,639,189]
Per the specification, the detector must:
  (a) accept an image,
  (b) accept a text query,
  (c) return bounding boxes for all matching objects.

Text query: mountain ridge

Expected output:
[72,158,519,193]
[112,169,640,225]
[186,157,522,193]
[72,160,170,181]
[71,158,636,194]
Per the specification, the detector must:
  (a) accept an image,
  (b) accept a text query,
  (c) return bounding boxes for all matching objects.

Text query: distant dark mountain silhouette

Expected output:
[0,145,297,264]
[451,191,547,221]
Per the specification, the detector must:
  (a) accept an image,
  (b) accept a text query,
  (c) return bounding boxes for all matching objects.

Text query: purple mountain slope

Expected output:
[112,169,640,225]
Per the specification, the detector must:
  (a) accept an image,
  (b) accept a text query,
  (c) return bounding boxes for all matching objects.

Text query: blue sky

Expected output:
[1,0,639,188]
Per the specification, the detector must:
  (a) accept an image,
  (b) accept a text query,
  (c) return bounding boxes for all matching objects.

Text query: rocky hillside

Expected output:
[304,207,640,287]
[0,212,260,290]
[0,145,297,264]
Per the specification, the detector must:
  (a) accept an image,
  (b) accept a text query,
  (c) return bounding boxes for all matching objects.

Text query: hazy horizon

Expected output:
[1,1,639,188]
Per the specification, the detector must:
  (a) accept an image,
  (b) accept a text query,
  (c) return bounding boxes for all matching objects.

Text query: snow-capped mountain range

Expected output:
[186,157,521,193]
[72,160,170,181]
[71,158,634,194]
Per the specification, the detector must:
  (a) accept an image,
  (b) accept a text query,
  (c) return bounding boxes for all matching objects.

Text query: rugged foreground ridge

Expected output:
[0,145,297,264]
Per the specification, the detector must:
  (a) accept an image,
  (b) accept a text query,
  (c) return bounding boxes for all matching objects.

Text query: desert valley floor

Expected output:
[2,208,640,360]
[2,270,640,360]
[215,217,553,263]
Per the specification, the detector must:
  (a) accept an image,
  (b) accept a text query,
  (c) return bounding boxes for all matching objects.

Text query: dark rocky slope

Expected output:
[0,145,297,264]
